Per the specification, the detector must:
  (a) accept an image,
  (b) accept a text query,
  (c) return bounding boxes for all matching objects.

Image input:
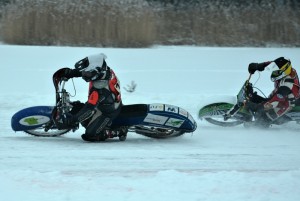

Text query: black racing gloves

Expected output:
[62,68,82,79]
[61,113,78,127]
[248,61,272,74]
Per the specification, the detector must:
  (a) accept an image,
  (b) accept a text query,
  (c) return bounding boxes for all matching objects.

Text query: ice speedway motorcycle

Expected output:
[11,69,197,140]
[198,74,300,128]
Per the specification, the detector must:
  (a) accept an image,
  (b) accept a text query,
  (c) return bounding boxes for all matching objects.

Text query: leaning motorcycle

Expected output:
[11,69,197,140]
[198,74,300,127]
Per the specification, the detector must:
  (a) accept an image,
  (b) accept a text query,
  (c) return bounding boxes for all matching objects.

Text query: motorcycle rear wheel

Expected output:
[132,125,185,139]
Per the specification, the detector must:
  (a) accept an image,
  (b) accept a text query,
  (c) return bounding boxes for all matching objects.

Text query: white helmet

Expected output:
[75,53,108,82]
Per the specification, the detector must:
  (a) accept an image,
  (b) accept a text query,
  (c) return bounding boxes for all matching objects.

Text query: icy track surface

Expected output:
[1,45,300,201]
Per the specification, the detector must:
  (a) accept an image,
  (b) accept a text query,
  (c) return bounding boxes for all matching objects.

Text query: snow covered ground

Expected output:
[1,45,300,201]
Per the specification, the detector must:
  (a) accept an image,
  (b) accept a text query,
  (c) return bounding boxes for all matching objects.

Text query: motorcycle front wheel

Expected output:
[204,117,243,127]
[24,127,71,137]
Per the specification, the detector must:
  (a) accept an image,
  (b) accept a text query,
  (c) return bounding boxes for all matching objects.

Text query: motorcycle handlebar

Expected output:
[52,68,70,90]
[53,68,69,104]
[247,74,252,82]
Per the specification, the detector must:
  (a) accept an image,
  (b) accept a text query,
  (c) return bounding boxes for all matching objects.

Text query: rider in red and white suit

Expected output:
[247,57,300,126]
[59,53,122,141]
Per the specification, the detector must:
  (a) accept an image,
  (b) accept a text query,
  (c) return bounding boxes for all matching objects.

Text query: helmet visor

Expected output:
[75,57,89,71]
[82,70,99,82]
[269,62,291,81]
[271,70,284,81]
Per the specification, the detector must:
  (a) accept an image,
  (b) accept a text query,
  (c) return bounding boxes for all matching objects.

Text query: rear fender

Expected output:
[199,102,234,119]
[199,102,251,121]
[112,104,197,132]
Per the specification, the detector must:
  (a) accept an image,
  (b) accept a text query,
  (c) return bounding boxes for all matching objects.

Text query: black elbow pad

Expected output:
[277,86,291,97]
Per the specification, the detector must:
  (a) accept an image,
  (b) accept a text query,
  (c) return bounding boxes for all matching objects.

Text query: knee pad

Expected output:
[85,115,111,135]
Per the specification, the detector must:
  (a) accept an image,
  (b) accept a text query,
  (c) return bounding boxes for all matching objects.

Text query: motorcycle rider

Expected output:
[58,53,124,142]
[225,57,300,127]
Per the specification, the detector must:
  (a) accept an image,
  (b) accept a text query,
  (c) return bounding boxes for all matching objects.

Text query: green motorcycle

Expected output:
[198,74,300,127]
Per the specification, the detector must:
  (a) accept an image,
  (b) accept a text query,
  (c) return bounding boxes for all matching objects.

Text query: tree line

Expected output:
[0,0,299,47]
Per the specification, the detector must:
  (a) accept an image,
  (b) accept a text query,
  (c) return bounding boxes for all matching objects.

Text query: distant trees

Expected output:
[0,0,10,6]
[151,0,300,46]
[0,0,156,47]
[0,0,299,47]
[146,0,300,8]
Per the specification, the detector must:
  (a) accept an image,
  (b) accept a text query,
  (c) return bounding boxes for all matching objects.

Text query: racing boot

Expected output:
[118,127,128,141]
[254,110,272,128]
[81,132,108,142]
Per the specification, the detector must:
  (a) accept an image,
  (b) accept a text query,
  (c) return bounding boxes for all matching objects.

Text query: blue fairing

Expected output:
[11,106,54,131]
[11,104,197,133]
[144,104,197,132]
[112,104,197,132]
